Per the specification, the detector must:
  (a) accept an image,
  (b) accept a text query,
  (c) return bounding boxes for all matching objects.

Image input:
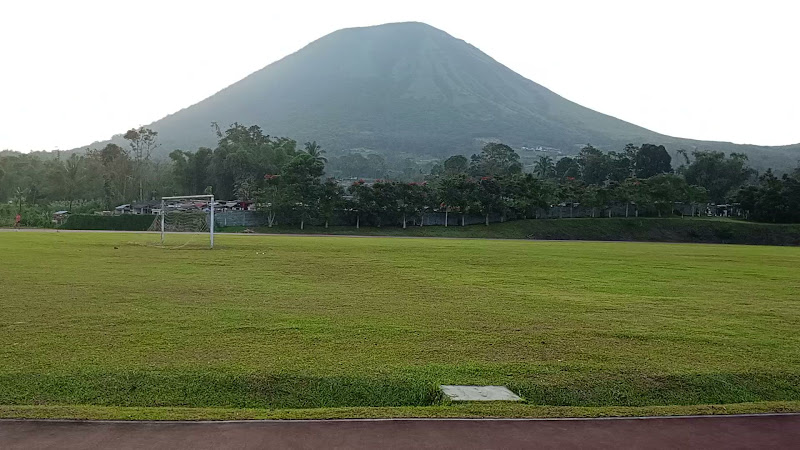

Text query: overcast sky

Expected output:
[2,0,798,152]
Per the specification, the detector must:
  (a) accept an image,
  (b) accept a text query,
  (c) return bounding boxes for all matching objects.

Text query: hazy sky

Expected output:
[2,0,798,151]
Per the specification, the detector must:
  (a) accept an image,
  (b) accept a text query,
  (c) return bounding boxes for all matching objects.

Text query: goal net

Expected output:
[149,195,215,248]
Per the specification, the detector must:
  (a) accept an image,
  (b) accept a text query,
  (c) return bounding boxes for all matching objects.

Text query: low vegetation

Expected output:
[59,214,156,231]
[224,217,800,246]
[3,124,799,233]
[1,232,798,419]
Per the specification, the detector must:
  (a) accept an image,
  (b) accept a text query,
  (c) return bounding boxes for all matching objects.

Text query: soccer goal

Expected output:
[149,195,215,248]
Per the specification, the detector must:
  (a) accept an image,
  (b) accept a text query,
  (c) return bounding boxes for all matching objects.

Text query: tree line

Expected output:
[249,139,800,228]
[1,123,799,227]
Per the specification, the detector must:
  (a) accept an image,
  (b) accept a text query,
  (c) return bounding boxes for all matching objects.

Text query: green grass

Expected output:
[220,217,800,246]
[1,232,799,419]
[3,401,800,421]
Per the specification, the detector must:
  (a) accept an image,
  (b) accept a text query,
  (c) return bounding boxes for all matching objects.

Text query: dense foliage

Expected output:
[2,123,798,227]
[736,168,800,223]
[60,214,156,231]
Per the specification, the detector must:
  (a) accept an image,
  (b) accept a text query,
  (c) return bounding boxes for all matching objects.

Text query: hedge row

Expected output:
[60,214,156,231]
[242,218,800,246]
[518,218,800,246]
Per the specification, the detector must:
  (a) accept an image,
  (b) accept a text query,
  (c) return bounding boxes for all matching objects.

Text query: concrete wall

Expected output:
[214,210,269,227]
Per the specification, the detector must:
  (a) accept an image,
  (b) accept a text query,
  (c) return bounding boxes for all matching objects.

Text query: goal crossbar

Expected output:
[161,195,214,200]
[159,195,215,248]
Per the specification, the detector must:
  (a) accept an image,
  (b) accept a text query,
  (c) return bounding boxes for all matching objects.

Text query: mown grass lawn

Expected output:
[0,232,799,419]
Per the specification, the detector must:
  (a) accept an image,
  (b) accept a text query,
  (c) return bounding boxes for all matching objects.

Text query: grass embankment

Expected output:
[1,233,799,419]
[223,217,800,246]
[4,401,800,421]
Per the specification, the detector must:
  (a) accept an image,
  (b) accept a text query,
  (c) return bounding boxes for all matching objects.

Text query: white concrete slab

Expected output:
[440,385,522,402]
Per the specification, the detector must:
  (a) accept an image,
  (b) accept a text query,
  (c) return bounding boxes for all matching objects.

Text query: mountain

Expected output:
[82,22,800,169]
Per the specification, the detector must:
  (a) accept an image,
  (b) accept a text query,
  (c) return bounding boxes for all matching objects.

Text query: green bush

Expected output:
[60,214,156,231]
[247,217,800,246]
[0,204,54,228]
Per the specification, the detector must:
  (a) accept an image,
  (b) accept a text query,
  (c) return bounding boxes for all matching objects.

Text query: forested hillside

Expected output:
[77,22,799,170]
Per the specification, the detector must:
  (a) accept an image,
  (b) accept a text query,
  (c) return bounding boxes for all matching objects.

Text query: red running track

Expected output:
[1,414,799,449]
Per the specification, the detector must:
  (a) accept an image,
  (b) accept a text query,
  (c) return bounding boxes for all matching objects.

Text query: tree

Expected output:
[393,182,416,229]
[753,170,783,223]
[557,177,584,218]
[634,144,672,178]
[617,178,644,218]
[12,186,26,215]
[735,169,800,223]
[443,155,469,175]
[581,184,604,218]
[469,143,522,177]
[170,148,213,195]
[474,177,503,225]
[60,155,85,210]
[681,151,755,203]
[646,173,687,217]
[577,144,610,185]
[326,153,388,179]
[87,144,133,208]
[608,150,634,182]
[319,178,344,228]
[407,182,432,226]
[437,174,474,226]
[123,127,159,201]
[533,156,556,179]
[282,153,324,230]
[555,156,580,181]
[259,174,288,227]
[304,141,327,163]
[233,176,258,202]
[211,123,298,199]
[686,185,709,217]
[347,180,373,228]
[370,180,400,227]
[602,182,619,217]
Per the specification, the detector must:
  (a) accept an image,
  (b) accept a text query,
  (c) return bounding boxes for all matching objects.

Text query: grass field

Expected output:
[1,231,799,419]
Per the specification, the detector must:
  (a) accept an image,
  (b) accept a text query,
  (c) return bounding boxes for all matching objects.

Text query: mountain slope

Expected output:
[84,22,799,168]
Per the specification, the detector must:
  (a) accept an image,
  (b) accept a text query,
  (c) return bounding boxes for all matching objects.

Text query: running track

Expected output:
[2,415,799,449]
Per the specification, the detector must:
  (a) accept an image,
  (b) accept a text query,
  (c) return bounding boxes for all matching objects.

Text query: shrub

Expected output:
[0,204,54,228]
[60,214,156,231]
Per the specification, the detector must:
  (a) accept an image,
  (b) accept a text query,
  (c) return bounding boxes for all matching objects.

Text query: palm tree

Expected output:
[13,186,27,214]
[304,141,327,163]
[534,156,555,179]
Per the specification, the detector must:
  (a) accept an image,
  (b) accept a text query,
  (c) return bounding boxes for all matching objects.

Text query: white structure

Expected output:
[440,385,522,402]
[158,195,215,249]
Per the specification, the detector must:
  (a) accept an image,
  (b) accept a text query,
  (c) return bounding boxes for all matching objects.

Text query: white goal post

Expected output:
[158,194,215,248]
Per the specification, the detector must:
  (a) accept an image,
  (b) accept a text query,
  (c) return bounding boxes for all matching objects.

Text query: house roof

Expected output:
[132,201,160,208]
